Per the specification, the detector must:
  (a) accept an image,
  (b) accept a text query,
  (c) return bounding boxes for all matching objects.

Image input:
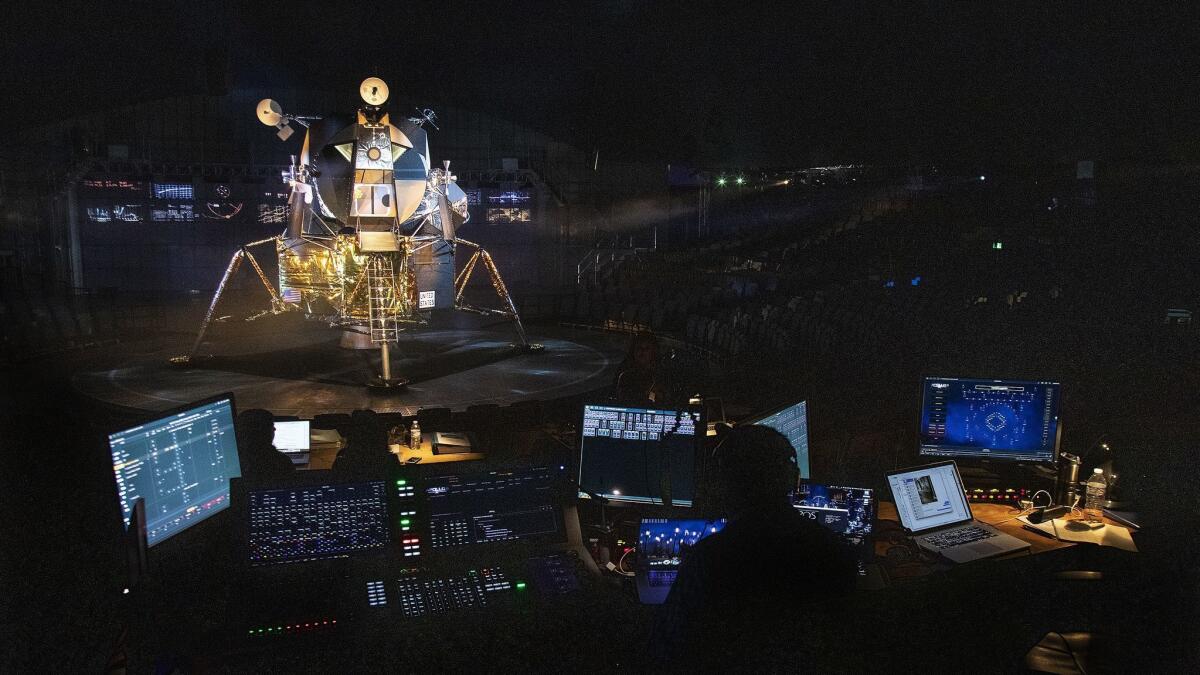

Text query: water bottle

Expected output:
[1083,468,1107,521]
[409,421,422,449]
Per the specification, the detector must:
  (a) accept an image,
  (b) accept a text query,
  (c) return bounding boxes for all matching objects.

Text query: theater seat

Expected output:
[1023,632,1119,674]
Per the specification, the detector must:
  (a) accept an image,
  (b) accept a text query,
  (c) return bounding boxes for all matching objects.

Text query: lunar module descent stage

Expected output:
[173,77,541,388]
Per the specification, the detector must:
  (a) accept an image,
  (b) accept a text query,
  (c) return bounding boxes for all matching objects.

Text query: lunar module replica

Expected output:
[174,77,539,387]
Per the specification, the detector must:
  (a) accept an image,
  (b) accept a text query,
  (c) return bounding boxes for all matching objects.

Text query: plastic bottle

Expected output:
[410,421,422,449]
[1083,468,1107,522]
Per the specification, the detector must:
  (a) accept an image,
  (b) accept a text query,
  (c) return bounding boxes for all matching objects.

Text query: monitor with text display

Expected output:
[578,404,702,506]
[108,395,241,546]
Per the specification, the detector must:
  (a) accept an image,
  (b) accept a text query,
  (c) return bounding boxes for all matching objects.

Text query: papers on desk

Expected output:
[1018,516,1139,552]
[431,431,474,455]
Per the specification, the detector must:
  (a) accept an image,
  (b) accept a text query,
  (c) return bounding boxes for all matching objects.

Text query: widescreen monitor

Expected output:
[919,377,1061,463]
[108,395,241,546]
[272,420,310,452]
[743,399,810,479]
[578,404,702,506]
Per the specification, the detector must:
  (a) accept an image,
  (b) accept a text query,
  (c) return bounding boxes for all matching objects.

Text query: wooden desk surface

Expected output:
[389,438,486,465]
[875,501,1095,556]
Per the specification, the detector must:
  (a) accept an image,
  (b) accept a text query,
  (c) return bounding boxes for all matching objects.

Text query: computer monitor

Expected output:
[636,518,727,604]
[248,481,390,565]
[108,394,242,546]
[793,482,875,574]
[578,404,703,506]
[272,420,311,452]
[742,399,810,479]
[919,376,1061,463]
[423,466,567,548]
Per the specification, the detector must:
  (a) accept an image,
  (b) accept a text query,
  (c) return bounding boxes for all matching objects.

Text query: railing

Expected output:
[574,233,648,286]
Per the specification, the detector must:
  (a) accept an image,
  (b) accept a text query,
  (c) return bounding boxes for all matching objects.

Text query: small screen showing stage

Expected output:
[919,377,1061,462]
[108,397,241,546]
[794,483,874,574]
[248,482,389,565]
[746,400,810,479]
[424,467,564,549]
[578,404,700,506]
[636,518,726,604]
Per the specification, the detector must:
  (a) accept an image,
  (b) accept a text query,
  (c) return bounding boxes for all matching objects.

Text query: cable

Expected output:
[605,547,636,577]
[618,547,636,575]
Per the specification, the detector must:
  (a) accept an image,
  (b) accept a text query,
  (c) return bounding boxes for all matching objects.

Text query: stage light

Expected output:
[735,177,745,185]
[979,175,986,181]
[717,177,727,186]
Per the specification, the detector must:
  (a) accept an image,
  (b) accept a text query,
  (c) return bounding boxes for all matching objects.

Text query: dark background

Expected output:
[5,1,1199,166]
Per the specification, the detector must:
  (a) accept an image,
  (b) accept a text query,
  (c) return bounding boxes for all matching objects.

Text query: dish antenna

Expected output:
[359,77,389,106]
[254,98,320,141]
[256,99,284,126]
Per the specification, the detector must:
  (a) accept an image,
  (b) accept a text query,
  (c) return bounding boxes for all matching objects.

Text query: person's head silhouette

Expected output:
[625,331,660,372]
[238,409,276,450]
[709,425,799,516]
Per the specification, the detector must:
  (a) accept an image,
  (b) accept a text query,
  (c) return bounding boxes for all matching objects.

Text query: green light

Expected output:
[397,479,407,486]
[400,519,411,525]
[716,177,727,186]
[735,176,745,185]
[516,582,527,590]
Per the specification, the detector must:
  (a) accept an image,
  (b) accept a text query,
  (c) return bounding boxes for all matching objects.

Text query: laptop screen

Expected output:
[273,421,310,452]
[886,462,971,533]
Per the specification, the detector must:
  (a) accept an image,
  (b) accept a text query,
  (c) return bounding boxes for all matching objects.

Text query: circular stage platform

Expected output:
[73,317,627,417]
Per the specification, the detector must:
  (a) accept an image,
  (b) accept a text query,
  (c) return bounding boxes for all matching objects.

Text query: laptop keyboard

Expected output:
[924,525,997,549]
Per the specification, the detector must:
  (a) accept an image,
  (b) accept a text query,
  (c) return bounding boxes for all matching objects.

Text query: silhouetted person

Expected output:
[236,409,295,484]
[613,331,670,406]
[651,425,858,668]
[333,410,397,478]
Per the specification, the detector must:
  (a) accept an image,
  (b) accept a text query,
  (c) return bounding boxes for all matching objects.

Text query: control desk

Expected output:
[224,464,599,653]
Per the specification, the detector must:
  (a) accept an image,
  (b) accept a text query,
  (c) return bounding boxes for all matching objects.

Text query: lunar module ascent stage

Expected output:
[174,77,541,388]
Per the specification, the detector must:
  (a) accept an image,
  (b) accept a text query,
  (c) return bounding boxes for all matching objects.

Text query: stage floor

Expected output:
[72,316,627,416]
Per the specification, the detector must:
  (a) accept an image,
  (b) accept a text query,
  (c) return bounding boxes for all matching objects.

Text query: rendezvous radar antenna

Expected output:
[172,77,541,388]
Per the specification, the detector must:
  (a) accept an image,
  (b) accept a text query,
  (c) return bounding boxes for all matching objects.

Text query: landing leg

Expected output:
[367,339,408,390]
[452,239,543,352]
[170,238,286,365]
[170,249,244,365]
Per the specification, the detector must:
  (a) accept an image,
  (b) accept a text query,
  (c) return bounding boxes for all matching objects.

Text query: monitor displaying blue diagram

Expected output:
[919,377,1061,463]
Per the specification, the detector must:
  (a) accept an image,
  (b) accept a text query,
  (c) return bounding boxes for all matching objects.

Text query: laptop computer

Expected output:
[885,461,1030,563]
[273,420,311,465]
